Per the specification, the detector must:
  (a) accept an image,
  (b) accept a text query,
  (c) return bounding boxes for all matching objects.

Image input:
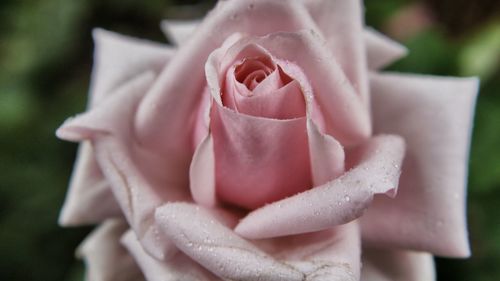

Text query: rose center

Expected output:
[234,56,275,91]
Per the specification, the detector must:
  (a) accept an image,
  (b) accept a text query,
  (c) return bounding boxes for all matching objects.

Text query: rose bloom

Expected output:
[56,1,479,280]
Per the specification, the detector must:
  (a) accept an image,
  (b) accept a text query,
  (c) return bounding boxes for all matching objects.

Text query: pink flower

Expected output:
[57,1,478,280]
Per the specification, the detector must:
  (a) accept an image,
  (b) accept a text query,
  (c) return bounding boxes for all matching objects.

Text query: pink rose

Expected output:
[57,1,478,280]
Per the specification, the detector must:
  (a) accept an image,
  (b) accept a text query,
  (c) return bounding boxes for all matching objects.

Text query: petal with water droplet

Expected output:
[235,135,405,239]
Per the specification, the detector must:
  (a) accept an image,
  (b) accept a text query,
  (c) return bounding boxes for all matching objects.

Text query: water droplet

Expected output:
[218,264,225,271]
[248,3,255,10]
[344,195,351,202]
[314,210,320,216]
[230,14,238,20]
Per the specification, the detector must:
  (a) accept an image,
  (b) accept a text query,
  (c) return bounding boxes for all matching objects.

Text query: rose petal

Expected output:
[58,143,121,226]
[58,30,174,226]
[136,0,323,155]
[363,28,407,70]
[361,72,479,257]
[155,203,305,281]
[56,72,157,141]
[189,134,217,207]
[235,134,405,239]
[121,230,218,281]
[90,28,174,106]
[304,0,368,101]
[160,19,202,46]
[256,222,361,281]
[361,249,435,281]
[234,80,306,119]
[307,119,345,186]
[160,15,407,73]
[211,104,312,209]
[58,72,188,260]
[77,219,145,281]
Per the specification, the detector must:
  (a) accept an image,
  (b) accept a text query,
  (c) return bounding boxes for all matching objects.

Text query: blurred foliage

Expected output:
[0,0,499,281]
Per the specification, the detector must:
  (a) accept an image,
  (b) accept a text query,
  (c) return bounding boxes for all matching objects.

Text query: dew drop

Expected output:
[344,195,351,202]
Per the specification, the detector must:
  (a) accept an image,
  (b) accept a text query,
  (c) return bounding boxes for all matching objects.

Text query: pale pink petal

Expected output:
[89,28,174,106]
[59,143,121,226]
[232,80,307,119]
[136,0,326,156]
[361,249,435,281]
[304,0,368,102]
[56,72,157,141]
[58,72,188,260]
[189,134,217,207]
[121,230,218,281]
[77,219,145,281]
[256,222,361,281]
[155,203,305,281]
[235,135,405,239]
[211,104,312,210]
[307,119,345,186]
[58,30,174,226]
[160,19,202,46]
[364,28,408,70]
[361,73,479,257]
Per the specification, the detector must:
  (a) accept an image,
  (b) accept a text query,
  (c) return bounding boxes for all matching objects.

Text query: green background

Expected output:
[0,0,499,280]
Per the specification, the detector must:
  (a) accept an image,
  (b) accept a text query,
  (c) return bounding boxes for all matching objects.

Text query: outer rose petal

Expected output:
[77,219,145,281]
[361,73,479,257]
[255,222,361,281]
[89,28,174,106]
[59,143,121,226]
[303,0,368,101]
[361,249,435,281]
[155,203,359,281]
[58,29,174,226]
[155,203,304,281]
[363,28,408,70]
[160,19,201,46]
[121,230,218,281]
[160,16,406,71]
[58,72,188,260]
[235,135,405,239]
